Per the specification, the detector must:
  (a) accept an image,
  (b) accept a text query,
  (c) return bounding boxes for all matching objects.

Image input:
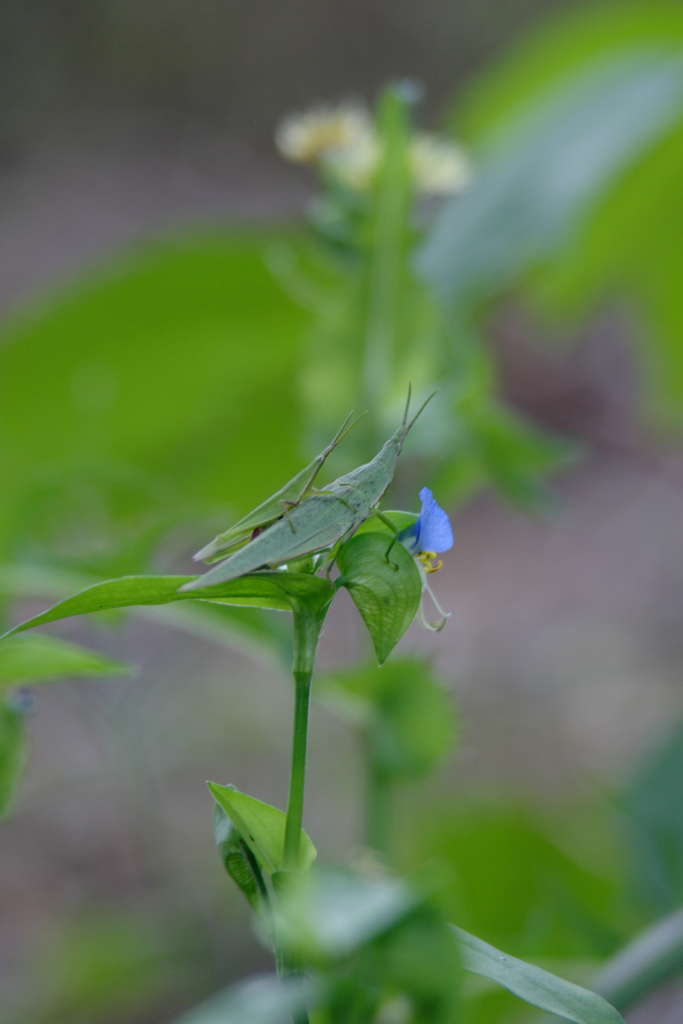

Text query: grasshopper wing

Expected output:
[194,412,359,563]
[182,493,358,590]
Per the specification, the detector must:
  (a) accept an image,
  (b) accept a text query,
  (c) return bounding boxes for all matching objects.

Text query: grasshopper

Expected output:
[193,411,362,564]
[181,389,433,592]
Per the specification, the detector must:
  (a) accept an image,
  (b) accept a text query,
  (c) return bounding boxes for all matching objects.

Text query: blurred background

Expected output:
[4,1,683,1021]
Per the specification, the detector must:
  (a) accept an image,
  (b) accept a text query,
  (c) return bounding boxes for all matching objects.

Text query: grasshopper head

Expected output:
[366,386,438,485]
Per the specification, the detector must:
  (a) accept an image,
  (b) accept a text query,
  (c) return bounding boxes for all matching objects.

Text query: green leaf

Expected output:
[0,635,130,688]
[2,571,335,639]
[213,804,268,917]
[455,926,625,1024]
[353,510,418,538]
[337,532,421,665]
[0,563,293,667]
[0,702,26,818]
[208,783,316,876]
[171,976,308,1024]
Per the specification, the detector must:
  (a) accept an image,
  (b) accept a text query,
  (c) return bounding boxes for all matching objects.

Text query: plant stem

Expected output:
[278,602,324,1024]
[283,602,321,872]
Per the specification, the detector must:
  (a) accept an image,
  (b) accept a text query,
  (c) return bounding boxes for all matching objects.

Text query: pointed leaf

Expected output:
[2,572,335,639]
[208,783,316,875]
[337,532,421,664]
[0,702,26,818]
[455,926,625,1024]
[0,635,130,688]
[0,563,293,666]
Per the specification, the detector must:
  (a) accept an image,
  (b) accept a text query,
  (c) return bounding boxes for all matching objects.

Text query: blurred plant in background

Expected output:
[4,2,683,1022]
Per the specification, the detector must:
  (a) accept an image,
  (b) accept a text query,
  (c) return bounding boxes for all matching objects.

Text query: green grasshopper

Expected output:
[193,411,362,564]
[181,389,433,592]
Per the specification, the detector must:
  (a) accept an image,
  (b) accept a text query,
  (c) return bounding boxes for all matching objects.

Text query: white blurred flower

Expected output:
[410,133,473,195]
[276,101,473,195]
[321,131,381,189]
[276,102,376,167]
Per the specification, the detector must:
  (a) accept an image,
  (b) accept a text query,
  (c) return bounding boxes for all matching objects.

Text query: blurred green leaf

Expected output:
[418,49,683,307]
[408,802,626,961]
[276,868,461,1023]
[618,718,683,914]
[0,702,25,818]
[337,532,421,664]
[432,3,683,424]
[0,634,130,688]
[454,3,683,141]
[455,927,625,1024]
[172,976,308,1024]
[147,602,293,668]
[0,231,311,559]
[208,783,316,876]
[3,571,336,638]
[277,868,417,961]
[321,658,455,780]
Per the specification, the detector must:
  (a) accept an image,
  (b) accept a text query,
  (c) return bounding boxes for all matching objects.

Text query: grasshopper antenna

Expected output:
[401,384,413,427]
[336,409,367,445]
[320,409,367,458]
[407,388,440,432]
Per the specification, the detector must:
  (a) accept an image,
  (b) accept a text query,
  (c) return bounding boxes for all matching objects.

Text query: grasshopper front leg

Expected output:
[372,509,401,571]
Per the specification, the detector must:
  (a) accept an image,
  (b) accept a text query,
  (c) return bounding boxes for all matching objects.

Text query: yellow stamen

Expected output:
[418,551,442,574]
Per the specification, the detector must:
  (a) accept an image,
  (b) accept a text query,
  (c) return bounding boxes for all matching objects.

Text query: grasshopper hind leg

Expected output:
[279,500,298,533]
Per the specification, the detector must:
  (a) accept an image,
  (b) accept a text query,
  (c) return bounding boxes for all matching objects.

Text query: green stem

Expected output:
[278,602,324,1024]
[283,602,321,872]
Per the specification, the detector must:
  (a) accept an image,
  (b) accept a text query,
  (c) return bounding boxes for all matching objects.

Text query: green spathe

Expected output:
[209,783,317,875]
[337,532,422,664]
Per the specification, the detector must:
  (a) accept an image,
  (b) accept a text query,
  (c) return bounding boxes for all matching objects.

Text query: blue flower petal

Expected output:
[416,487,453,553]
[398,519,420,553]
